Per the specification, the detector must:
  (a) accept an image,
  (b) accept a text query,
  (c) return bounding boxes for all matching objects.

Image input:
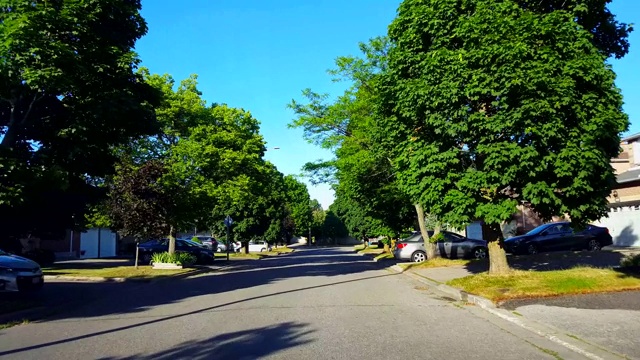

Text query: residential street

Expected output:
[0,248,599,359]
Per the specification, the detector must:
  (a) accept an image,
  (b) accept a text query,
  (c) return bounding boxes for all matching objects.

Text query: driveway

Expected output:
[0,247,594,359]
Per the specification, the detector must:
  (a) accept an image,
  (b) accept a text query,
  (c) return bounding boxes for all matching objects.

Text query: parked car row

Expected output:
[503,222,612,255]
[393,231,489,263]
[136,238,274,265]
[137,238,215,265]
[393,221,613,263]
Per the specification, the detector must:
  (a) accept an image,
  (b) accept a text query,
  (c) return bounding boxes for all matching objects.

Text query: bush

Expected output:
[620,254,640,268]
[191,236,201,244]
[151,252,197,266]
[175,252,197,266]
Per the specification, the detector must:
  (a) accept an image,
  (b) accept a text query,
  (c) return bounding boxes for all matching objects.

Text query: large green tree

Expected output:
[379,0,630,273]
[0,0,159,241]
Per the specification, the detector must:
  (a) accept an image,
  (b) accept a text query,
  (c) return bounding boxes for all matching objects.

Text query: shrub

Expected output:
[175,252,197,266]
[620,254,640,268]
[150,252,197,266]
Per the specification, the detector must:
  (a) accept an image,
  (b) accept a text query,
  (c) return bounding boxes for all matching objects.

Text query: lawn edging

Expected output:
[389,265,627,360]
[43,265,216,283]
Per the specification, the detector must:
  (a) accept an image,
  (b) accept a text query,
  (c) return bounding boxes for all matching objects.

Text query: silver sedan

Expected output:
[0,249,44,292]
[393,231,488,262]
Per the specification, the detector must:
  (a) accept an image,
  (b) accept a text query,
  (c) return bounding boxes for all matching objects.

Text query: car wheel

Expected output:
[141,253,152,264]
[411,251,426,263]
[260,248,265,252]
[588,239,602,251]
[472,247,487,260]
[527,244,538,255]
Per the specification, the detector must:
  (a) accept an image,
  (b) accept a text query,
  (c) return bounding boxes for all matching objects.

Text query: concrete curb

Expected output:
[388,265,627,360]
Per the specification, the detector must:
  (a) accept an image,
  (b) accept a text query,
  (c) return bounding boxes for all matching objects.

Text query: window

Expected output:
[444,232,465,243]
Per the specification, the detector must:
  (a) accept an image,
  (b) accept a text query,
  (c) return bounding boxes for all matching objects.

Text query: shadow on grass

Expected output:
[459,250,628,275]
[97,321,315,360]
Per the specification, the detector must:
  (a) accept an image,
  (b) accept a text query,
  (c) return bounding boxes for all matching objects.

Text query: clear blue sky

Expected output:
[135,0,639,210]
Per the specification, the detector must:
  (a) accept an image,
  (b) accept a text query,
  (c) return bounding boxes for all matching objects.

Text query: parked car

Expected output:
[393,231,488,262]
[248,240,272,253]
[503,222,612,255]
[0,248,44,292]
[191,236,218,252]
[216,242,227,252]
[138,239,214,264]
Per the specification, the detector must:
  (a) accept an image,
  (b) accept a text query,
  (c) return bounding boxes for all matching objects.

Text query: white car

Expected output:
[248,240,272,252]
[0,249,44,292]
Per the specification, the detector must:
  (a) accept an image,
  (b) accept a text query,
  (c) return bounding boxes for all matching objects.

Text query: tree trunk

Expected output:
[415,203,438,259]
[168,226,176,254]
[487,222,510,274]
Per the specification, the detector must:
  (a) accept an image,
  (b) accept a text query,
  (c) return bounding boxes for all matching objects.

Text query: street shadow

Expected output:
[96,322,315,360]
[1,247,394,325]
[0,268,389,357]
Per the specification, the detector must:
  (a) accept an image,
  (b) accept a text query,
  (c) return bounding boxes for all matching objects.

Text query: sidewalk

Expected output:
[409,265,640,359]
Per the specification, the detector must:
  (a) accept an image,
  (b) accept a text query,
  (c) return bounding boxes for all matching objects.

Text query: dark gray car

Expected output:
[393,231,488,262]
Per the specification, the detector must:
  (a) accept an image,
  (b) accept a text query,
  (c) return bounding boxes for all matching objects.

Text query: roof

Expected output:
[617,168,640,184]
[622,132,640,143]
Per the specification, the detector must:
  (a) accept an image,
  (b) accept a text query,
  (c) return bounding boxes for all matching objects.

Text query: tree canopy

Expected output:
[0,0,159,241]
[378,0,630,273]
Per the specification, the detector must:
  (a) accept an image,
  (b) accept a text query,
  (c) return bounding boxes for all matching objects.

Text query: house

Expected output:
[593,133,640,247]
[38,227,119,259]
[466,133,640,246]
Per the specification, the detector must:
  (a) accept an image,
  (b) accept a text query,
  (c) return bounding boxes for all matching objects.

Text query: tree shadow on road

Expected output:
[96,321,315,360]
[2,247,396,325]
[0,266,387,357]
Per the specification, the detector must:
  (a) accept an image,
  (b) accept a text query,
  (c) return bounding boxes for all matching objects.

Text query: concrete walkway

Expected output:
[410,264,640,359]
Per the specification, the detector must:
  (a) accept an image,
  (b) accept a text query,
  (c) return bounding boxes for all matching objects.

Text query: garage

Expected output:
[594,205,640,247]
[80,228,117,258]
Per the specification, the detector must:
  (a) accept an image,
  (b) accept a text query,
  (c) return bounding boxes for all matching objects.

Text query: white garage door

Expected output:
[80,228,117,258]
[594,206,640,247]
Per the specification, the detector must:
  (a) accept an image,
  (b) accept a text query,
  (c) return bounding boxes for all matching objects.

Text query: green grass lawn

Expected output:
[270,246,294,253]
[43,265,194,279]
[400,258,473,270]
[447,266,640,302]
[354,244,380,251]
[214,252,263,259]
[374,253,395,261]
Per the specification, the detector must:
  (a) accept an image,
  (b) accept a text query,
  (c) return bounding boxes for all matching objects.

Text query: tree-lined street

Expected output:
[0,248,584,359]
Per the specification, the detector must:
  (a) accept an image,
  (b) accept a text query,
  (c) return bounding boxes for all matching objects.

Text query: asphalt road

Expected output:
[0,247,590,359]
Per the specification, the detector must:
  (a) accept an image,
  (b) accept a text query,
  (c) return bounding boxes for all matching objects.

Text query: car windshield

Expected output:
[525,224,554,236]
[180,240,201,247]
